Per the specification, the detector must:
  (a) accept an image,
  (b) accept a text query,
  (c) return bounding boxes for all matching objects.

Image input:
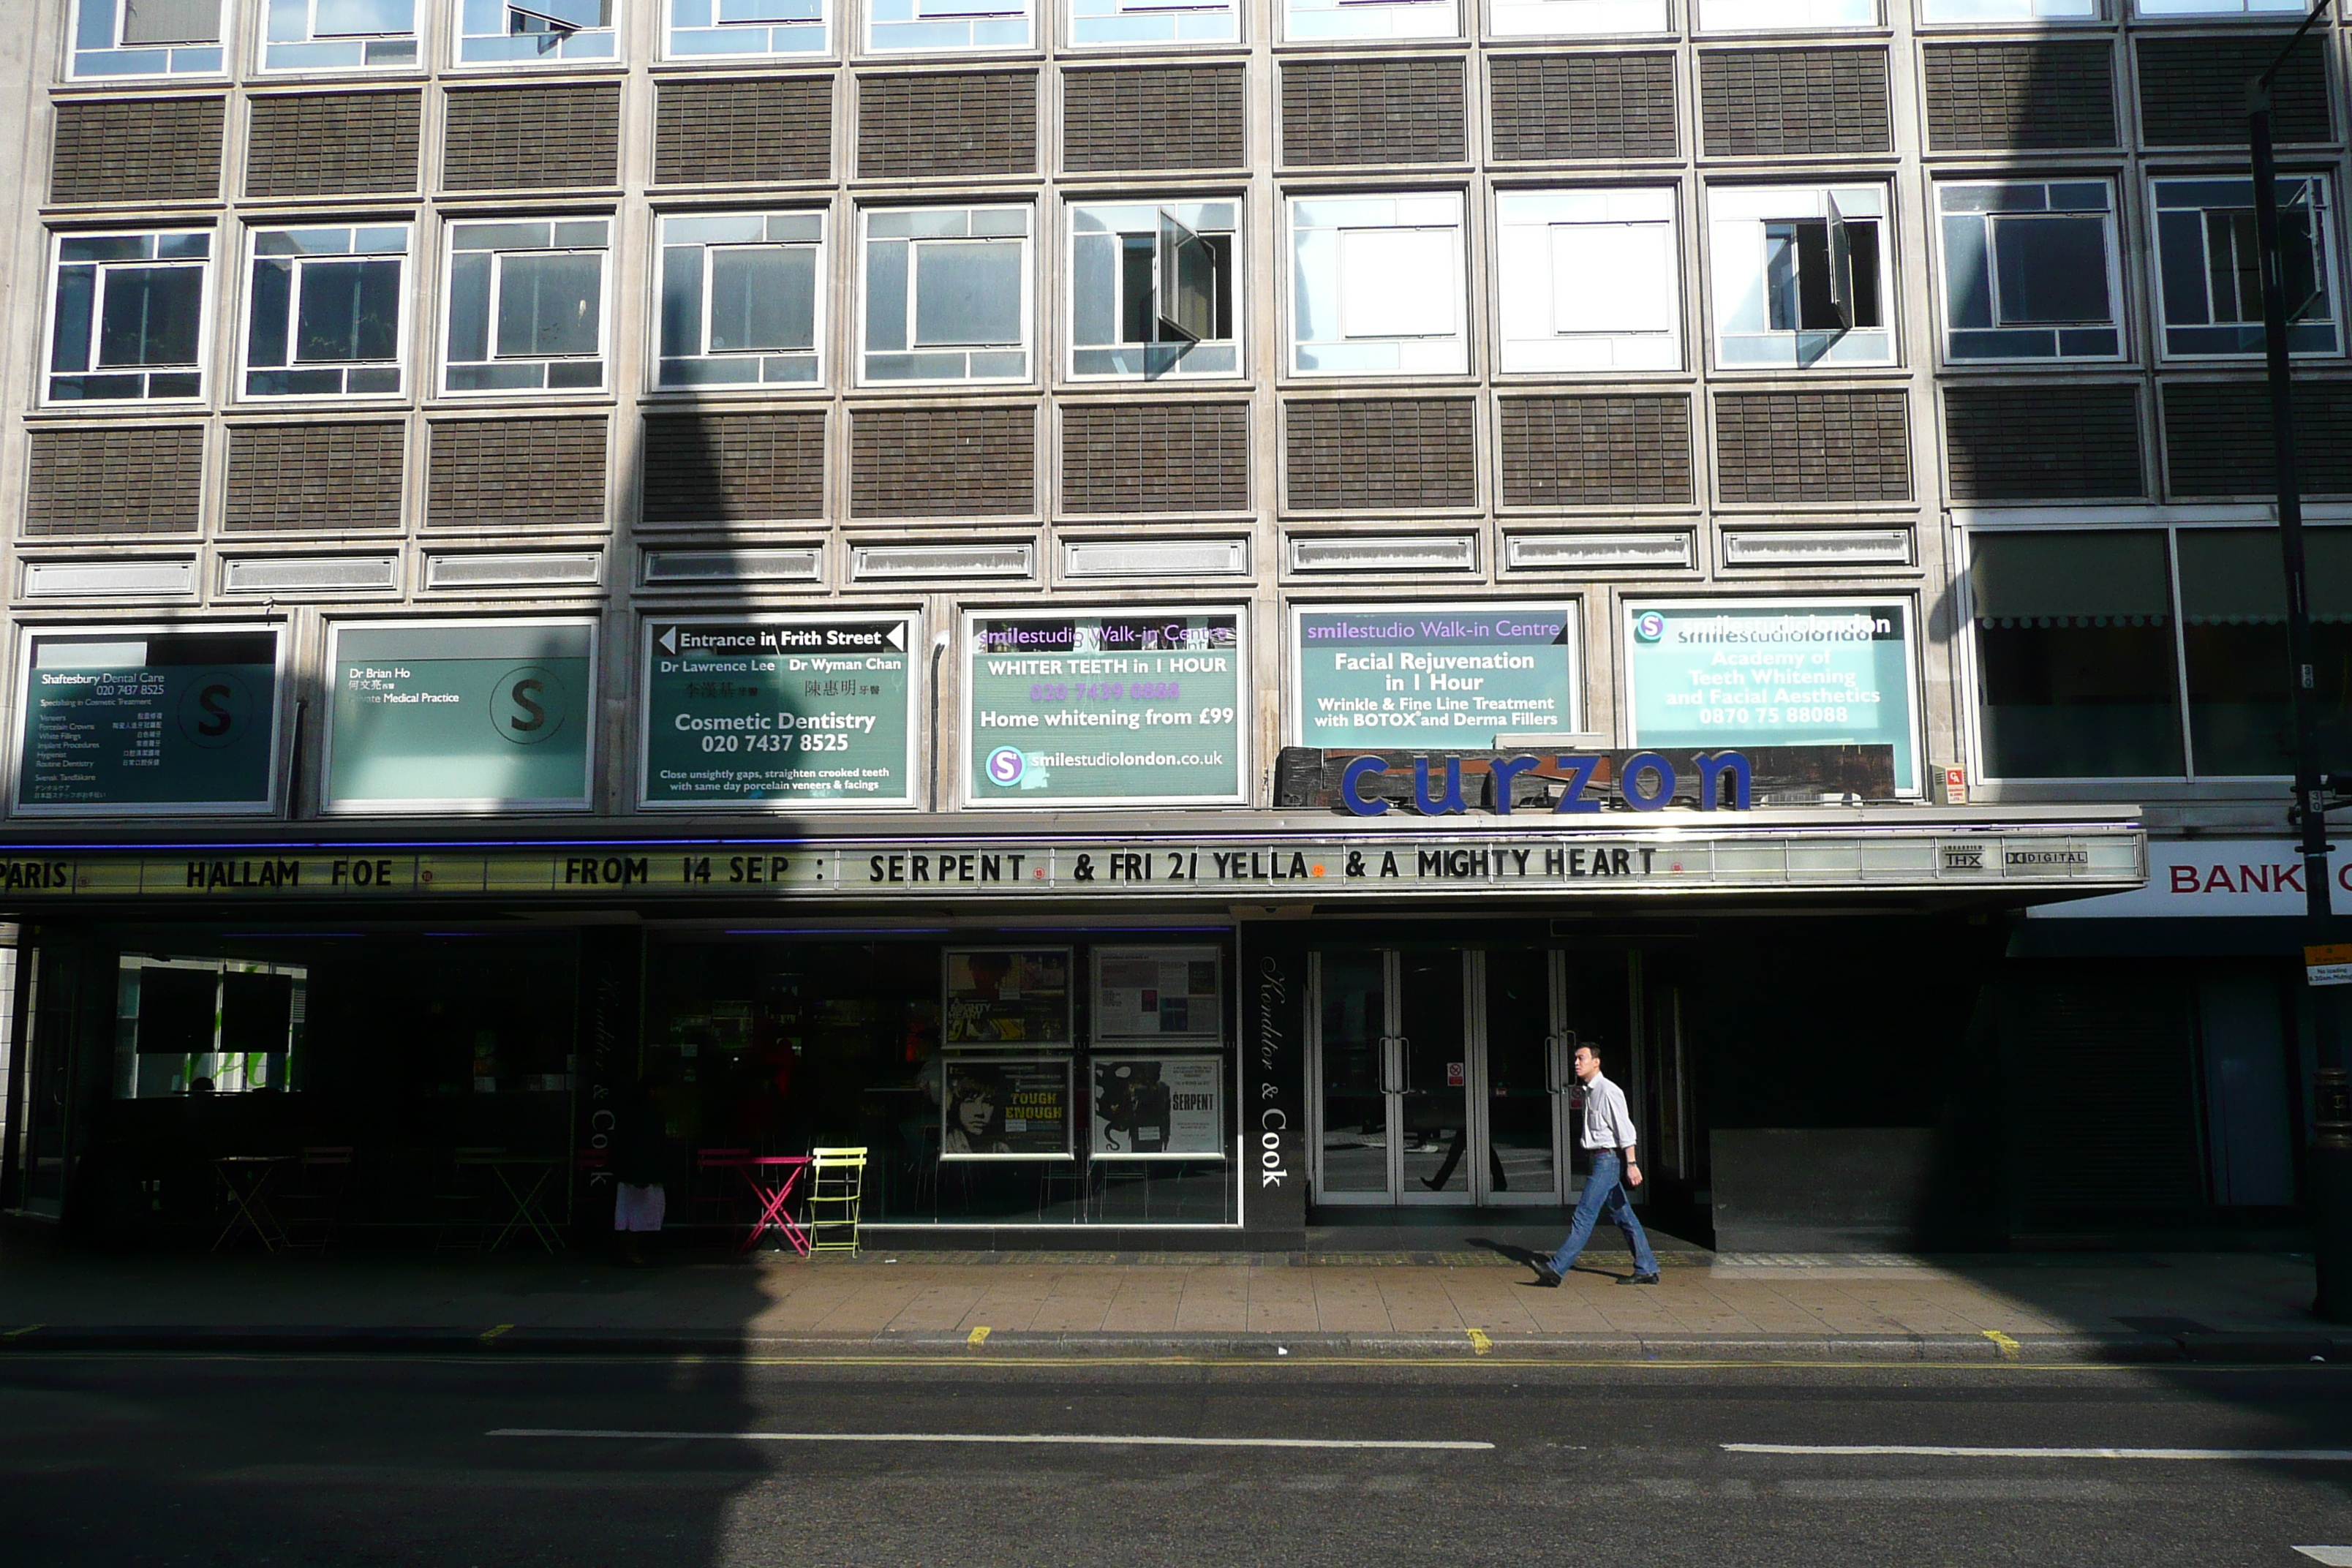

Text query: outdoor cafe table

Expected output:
[698,1152,812,1254]
[212,1155,292,1253]
[453,1151,567,1253]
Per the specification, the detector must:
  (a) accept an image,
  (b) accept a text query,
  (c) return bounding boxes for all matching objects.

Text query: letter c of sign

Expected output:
[1340,755,1390,816]
[1262,1109,1288,1131]
[591,1110,617,1131]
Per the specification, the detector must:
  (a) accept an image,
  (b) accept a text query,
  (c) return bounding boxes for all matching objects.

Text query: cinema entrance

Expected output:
[1305,946,1684,1210]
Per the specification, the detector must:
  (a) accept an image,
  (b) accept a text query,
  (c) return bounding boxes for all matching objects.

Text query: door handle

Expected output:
[1544,1031,1576,1093]
[1376,1035,1401,1096]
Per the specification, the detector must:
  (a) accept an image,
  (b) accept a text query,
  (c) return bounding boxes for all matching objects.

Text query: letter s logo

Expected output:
[491,666,567,747]
[176,671,251,750]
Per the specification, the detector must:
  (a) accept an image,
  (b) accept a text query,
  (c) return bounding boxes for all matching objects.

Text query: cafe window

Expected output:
[115,957,307,1099]
[655,211,823,388]
[1968,527,2352,779]
[2152,176,2340,359]
[1068,199,1240,380]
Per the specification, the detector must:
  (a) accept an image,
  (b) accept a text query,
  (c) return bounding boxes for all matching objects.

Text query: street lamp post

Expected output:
[2248,0,2352,1322]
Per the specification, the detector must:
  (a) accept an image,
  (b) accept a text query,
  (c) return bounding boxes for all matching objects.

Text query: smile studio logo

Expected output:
[985,747,1026,786]
[1634,611,1667,644]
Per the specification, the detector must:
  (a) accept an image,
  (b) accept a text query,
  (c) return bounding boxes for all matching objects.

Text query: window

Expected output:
[861,206,1031,384]
[657,211,823,388]
[666,0,826,57]
[1289,193,1468,376]
[116,959,307,1101]
[867,0,1032,53]
[67,0,224,78]
[1698,0,1874,26]
[1937,181,2122,363]
[2136,0,2300,13]
[1071,0,1237,46]
[1286,0,1456,41]
[1968,527,2352,779]
[47,230,211,403]
[262,0,420,69]
[454,0,617,64]
[244,226,410,399]
[442,219,609,393]
[1070,200,1239,380]
[1496,188,1678,372]
[1709,184,1893,368]
[1919,0,2096,19]
[1490,0,1667,34]
[2153,177,2340,358]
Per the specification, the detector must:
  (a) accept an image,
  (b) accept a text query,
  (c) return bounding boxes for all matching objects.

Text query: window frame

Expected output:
[1707,182,1898,371]
[856,204,1036,388]
[1067,0,1240,48]
[1286,191,1471,379]
[42,226,217,408]
[864,0,1036,56]
[437,217,614,398]
[662,0,832,60]
[2149,173,2343,363]
[449,0,620,69]
[1065,197,1245,382]
[238,222,415,402]
[1284,0,1460,42]
[257,0,425,73]
[65,0,227,80]
[650,209,829,392]
[1695,0,1878,29]
[1934,178,2127,367]
[1493,185,1684,374]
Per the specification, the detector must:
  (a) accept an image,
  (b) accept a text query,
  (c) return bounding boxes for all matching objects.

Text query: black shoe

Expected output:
[1532,1265,1563,1288]
[1617,1271,1661,1286]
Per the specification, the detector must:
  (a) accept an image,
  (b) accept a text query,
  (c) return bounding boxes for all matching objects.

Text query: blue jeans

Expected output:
[1547,1152,1659,1276]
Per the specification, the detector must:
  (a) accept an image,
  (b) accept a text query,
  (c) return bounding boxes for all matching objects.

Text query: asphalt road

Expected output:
[4,1354,2351,1567]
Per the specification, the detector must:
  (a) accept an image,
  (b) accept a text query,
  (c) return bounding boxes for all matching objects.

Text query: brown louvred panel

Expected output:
[852,406,1036,518]
[1282,59,1465,167]
[1500,396,1692,508]
[2162,380,2352,498]
[427,418,608,527]
[26,426,204,536]
[1062,403,1248,515]
[1921,42,2115,151]
[1063,66,1248,172]
[246,91,421,197]
[643,412,826,523]
[225,423,405,531]
[52,97,223,204]
[1944,384,2142,502]
[442,85,622,192]
[654,77,833,185]
[859,72,1036,179]
[1285,399,1477,510]
[1699,48,1891,157]
[2138,35,2329,146]
[1714,391,1910,504]
[1489,53,1677,162]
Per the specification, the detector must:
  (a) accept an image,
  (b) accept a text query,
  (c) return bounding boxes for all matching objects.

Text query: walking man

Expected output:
[1534,1043,1660,1286]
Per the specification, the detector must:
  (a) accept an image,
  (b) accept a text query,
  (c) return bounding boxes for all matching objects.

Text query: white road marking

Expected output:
[1725,1444,2352,1462]
[2293,1550,2352,1565]
[491,1428,1493,1451]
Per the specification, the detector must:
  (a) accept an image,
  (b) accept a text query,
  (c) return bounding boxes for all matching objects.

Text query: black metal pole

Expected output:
[2250,7,2352,1318]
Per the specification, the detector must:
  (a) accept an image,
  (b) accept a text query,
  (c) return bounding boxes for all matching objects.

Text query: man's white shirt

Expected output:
[1578,1071,1637,1153]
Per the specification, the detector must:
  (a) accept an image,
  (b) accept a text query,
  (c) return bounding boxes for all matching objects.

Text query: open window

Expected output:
[656,211,823,387]
[2153,176,2339,358]
[245,225,410,397]
[69,0,225,77]
[1937,181,2122,362]
[862,206,1032,384]
[46,230,212,404]
[1071,200,1238,378]
[455,0,617,63]
[1710,184,1893,368]
[666,0,826,56]
[1069,0,1237,46]
[263,0,421,69]
[1496,188,1680,372]
[442,218,609,393]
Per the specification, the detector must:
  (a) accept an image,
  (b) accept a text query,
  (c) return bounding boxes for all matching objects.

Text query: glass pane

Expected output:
[96,265,202,368]
[1119,234,1155,344]
[1339,227,1456,337]
[1482,949,1558,1201]
[122,0,221,45]
[246,257,292,369]
[2179,529,2352,774]
[314,0,415,33]
[864,237,908,353]
[913,238,1022,347]
[1397,954,1468,1196]
[658,246,703,359]
[1551,222,1673,334]
[708,246,815,353]
[50,265,95,374]
[1993,214,2109,325]
[445,249,492,363]
[495,251,600,358]
[1317,952,1389,1194]
[294,257,399,363]
[1972,531,2185,778]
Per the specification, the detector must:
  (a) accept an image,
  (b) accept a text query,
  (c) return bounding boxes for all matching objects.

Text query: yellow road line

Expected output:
[480,1324,514,1343]
[968,1326,991,1348]
[1983,1330,2021,1360]
[1467,1330,1493,1356]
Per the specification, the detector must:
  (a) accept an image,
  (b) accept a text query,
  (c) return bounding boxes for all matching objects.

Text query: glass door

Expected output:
[1311,949,1471,1204]
[1395,954,1470,1202]
[1476,949,1571,1205]
[1313,951,1391,1199]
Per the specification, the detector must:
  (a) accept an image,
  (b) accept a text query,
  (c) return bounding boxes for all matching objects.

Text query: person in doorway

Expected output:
[611,1076,668,1266]
[1534,1044,1659,1286]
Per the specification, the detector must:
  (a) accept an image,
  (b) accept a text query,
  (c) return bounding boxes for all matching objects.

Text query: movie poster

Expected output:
[1090,1057,1223,1159]
[940,1058,1072,1160]
[1093,946,1222,1043]
[943,949,1072,1047]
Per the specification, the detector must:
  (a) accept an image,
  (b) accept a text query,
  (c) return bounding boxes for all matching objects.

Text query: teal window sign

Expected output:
[325,620,595,811]
[640,616,916,809]
[1623,599,1919,792]
[12,627,282,815]
[1291,601,1579,749]
[965,609,1248,807]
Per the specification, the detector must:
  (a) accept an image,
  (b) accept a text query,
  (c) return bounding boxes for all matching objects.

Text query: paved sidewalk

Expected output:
[0,1238,2343,1362]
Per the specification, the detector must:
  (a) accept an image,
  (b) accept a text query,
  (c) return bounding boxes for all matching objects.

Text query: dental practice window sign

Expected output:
[962,608,1248,807]
[323,619,597,813]
[1288,601,1580,748]
[638,614,918,810]
[10,625,287,817]
[1622,598,1921,794]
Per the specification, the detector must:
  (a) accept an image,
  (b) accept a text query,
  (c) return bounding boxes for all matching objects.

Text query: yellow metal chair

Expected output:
[805,1147,867,1256]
